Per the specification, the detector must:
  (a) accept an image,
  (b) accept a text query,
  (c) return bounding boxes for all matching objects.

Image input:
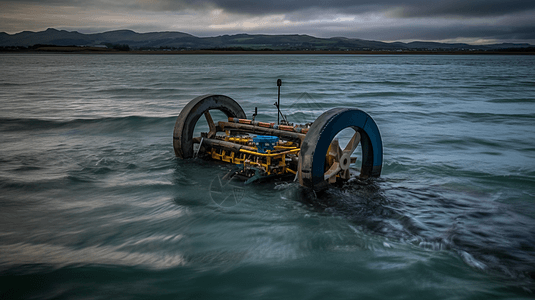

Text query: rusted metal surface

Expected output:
[192,137,256,152]
[227,118,309,134]
[217,121,305,142]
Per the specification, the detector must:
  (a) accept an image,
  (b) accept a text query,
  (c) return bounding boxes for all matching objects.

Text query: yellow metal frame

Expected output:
[209,146,299,176]
[207,131,301,176]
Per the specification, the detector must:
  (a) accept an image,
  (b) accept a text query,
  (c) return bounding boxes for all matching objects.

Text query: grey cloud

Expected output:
[318,22,535,42]
[1,0,534,43]
[159,0,535,18]
[394,0,535,18]
[200,0,380,15]
[203,0,535,18]
[4,0,534,18]
[158,0,535,19]
[0,0,195,10]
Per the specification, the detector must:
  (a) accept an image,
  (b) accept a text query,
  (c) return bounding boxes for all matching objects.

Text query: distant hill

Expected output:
[0,28,532,51]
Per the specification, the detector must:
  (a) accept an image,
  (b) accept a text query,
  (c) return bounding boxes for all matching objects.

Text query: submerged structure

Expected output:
[173,80,383,190]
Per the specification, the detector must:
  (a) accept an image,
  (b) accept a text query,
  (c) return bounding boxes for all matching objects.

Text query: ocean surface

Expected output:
[1,53,534,299]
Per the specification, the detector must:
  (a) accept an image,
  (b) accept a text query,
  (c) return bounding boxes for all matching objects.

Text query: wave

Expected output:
[452,112,535,125]
[346,80,412,86]
[305,180,535,285]
[384,110,535,123]
[0,116,177,133]
[348,91,418,98]
[486,98,535,103]
[0,242,185,271]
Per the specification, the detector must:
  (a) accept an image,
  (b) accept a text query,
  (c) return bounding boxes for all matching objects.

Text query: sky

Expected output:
[1,0,534,44]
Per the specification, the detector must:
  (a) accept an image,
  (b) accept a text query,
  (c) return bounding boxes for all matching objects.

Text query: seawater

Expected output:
[1,54,534,299]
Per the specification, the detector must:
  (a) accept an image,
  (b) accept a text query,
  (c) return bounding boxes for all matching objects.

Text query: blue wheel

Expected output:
[298,108,383,190]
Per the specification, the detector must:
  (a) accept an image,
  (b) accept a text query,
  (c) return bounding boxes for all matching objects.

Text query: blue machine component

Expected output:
[253,135,279,153]
[298,107,383,189]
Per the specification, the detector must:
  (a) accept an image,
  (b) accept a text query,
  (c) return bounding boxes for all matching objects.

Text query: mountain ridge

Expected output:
[0,28,532,51]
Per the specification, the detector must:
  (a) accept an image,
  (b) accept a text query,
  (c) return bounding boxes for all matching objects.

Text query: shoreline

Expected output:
[1,47,534,55]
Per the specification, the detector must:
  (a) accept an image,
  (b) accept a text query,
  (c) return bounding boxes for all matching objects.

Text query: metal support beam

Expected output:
[217,121,305,142]
[192,137,256,152]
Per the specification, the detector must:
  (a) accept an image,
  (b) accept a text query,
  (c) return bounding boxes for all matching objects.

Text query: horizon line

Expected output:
[2,28,533,47]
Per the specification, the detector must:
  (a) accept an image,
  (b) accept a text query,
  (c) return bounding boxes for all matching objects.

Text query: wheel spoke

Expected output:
[343,131,361,155]
[328,138,343,159]
[324,162,341,182]
[204,111,217,139]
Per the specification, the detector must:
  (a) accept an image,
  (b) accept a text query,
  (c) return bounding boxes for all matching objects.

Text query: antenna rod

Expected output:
[252,107,258,122]
[277,79,282,125]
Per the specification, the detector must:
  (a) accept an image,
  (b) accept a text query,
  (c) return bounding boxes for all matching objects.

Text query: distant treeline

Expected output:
[103,43,130,51]
[495,47,535,52]
[0,43,130,51]
[202,47,276,51]
[1,44,535,54]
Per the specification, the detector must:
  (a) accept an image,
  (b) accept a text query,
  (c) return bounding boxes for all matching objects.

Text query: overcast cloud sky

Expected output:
[1,0,534,44]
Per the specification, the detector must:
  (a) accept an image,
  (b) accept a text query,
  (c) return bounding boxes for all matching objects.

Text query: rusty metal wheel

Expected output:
[298,108,383,190]
[173,94,246,159]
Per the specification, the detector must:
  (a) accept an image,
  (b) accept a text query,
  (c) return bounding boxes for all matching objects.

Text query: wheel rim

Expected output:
[173,94,246,159]
[298,108,383,190]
